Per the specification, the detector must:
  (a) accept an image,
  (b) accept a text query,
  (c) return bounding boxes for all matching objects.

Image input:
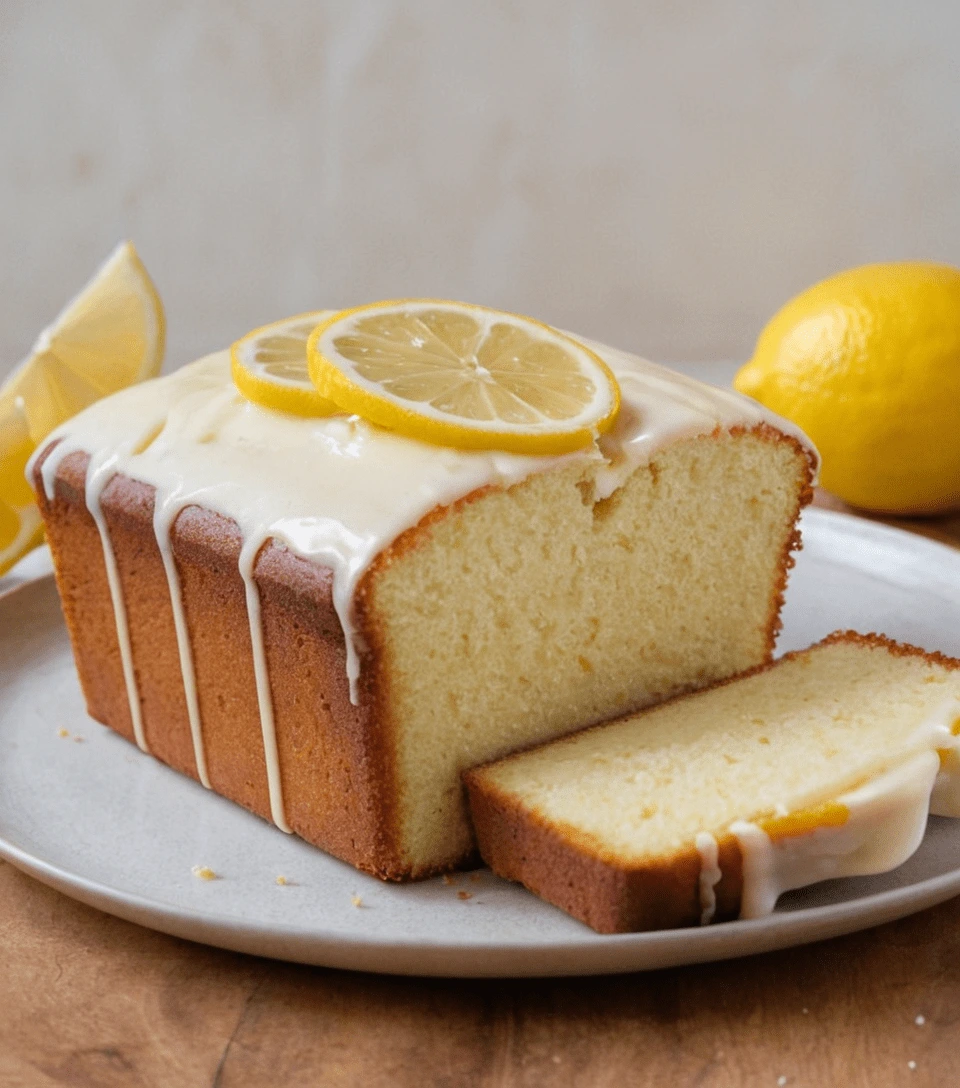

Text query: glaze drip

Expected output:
[84,449,149,754]
[239,534,290,832]
[153,489,210,789]
[695,696,960,921]
[694,831,722,925]
[29,340,817,833]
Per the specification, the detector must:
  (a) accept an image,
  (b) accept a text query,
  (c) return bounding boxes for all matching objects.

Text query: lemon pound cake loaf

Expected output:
[465,632,960,932]
[30,302,816,880]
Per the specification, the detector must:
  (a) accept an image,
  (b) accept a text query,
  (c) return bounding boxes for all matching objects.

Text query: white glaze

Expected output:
[29,337,817,832]
[689,696,960,922]
[153,489,210,789]
[731,752,941,919]
[695,831,722,925]
[238,533,290,832]
[932,747,960,818]
[84,448,148,753]
[918,697,960,818]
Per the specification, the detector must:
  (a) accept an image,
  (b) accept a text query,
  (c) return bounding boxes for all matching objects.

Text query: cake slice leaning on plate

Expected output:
[464,632,960,932]
[29,322,816,881]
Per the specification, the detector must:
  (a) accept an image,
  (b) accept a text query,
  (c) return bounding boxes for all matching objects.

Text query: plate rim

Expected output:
[3,810,960,977]
[3,507,960,977]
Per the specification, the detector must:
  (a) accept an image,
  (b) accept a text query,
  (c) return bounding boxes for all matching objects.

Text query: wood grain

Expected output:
[1,858,959,1087]
[2,504,958,1087]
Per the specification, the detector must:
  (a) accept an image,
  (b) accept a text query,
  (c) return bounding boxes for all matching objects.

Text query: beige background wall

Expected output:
[2,1,959,377]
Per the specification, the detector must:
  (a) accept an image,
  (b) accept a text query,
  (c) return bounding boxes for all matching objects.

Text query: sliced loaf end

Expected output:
[464,632,960,933]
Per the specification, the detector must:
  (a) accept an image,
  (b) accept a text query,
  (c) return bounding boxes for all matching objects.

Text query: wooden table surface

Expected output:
[3,497,959,1088]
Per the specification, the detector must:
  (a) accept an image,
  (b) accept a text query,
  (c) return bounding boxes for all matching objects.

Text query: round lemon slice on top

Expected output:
[306,300,621,455]
[231,311,340,417]
[0,240,164,575]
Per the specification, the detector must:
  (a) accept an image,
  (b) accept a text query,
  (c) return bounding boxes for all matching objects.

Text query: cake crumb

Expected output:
[915,1014,926,1026]
[57,728,70,738]
[908,1061,917,1070]
[73,735,85,743]
[457,891,473,901]
[275,875,289,886]
[351,894,364,908]
[442,874,456,886]
[191,865,218,881]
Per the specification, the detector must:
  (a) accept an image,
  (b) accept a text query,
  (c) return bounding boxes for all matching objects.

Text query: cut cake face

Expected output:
[362,425,813,873]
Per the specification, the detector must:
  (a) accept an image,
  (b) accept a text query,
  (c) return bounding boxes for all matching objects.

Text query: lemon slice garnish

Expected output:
[306,299,620,455]
[231,311,340,417]
[0,240,164,575]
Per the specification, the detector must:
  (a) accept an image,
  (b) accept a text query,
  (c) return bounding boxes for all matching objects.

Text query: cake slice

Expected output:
[464,632,960,932]
[31,334,815,881]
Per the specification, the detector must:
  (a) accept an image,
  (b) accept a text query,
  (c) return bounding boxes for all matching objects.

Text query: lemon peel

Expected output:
[231,311,340,417]
[736,262,960,514]
[306,299,620,455]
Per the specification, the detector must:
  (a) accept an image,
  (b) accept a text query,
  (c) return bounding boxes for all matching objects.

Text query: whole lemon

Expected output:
[735,262,960,514]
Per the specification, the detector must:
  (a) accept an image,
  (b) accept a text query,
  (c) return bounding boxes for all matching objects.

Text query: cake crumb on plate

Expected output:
[191,865,218,881]
[351,894,364,908]
[57,728,69,738]
[457,891,473,901]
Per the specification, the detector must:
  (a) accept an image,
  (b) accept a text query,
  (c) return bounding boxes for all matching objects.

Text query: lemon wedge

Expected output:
[0,240,164,575]
[306,300,620,455]
[0,397,44,573]
[231,311,340,417]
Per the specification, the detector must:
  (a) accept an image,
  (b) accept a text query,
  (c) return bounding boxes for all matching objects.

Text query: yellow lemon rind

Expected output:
[734,261,960,514]
[306,299,621,456]
[111,241,166,384]
[231,313,340,419]
[42,240,166,392]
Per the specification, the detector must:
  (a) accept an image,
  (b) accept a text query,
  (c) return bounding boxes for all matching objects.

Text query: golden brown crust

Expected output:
[464,629,959,933]
[816,629,960,670]
[464,770,745,933]
[32,444,408,879]
[737,424,817,657]
[34,445,138,744]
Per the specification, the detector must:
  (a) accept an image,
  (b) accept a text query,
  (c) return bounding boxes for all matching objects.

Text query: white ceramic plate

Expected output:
[3,509,960,978]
